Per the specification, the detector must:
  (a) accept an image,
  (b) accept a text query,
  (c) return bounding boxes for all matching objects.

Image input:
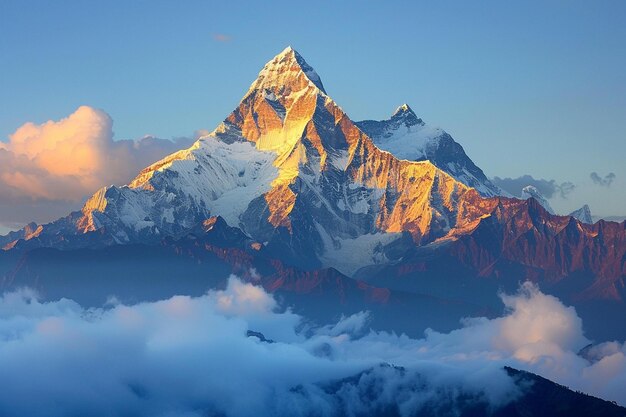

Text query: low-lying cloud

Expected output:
[0,106,195,227]
[492,175,575,199]
[590,172,616,187]
[0,278,624,416]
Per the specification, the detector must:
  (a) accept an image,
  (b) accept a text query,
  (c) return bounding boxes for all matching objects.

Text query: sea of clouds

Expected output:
[0,277,624,416]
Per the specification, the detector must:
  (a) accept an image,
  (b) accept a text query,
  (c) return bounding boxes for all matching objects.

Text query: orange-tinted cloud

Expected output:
[0,106,194,227]
[212,33,232,42]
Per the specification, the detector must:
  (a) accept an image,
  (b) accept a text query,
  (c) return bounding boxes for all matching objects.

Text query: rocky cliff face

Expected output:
[360,191,626,339]
[449,195,625,296]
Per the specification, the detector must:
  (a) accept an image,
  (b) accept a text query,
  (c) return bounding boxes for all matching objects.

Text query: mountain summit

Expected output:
[569,204,593,224]
[391,104,423,126]
[248,46,326,94]
[521,185,555,214]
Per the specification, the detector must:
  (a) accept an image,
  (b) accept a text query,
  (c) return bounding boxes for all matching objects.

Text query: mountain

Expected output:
[570,204,593,224]
[359,194,626,340]
[497,367,626,417]
[2,214,485,337]
[1,46,478,275]
[521,185,555,214]
[2,46,626,341]
[356,104,505,197]
[595,215,626,223]
[521,189,593,224]
[0,222,42,250]
[321,365,626,417]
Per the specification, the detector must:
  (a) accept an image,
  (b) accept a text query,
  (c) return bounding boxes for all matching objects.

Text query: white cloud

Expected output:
[213,275,278,316]
[0,106,195,228]
[0,278,623,416]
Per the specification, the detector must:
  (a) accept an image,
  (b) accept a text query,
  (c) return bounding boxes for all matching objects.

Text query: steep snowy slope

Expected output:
[356,105,505,197]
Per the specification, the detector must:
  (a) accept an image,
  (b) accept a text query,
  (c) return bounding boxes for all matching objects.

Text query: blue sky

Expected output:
[1,0,625,221]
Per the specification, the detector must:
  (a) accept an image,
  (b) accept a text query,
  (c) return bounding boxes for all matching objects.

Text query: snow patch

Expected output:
[316,223,402,276]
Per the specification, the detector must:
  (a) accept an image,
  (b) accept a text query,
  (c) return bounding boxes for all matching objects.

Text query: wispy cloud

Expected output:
[213,33,232,42]
[590,172,616,187]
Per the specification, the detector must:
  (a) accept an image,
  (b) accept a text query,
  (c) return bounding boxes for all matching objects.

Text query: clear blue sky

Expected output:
[1,0,625,217]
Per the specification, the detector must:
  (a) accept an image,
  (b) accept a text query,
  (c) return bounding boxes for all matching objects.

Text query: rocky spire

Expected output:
[246,46,326,96]
[390,103,423,127]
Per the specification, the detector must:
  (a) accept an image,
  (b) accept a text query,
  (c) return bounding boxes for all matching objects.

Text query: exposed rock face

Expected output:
[0,222,42,250]
[362,192,626,313]
[451,197,625,294]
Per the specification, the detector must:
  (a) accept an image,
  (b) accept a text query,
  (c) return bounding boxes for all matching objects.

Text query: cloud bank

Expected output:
[0,278,624,416]
[492,175,575,199]
[0,106,195,227]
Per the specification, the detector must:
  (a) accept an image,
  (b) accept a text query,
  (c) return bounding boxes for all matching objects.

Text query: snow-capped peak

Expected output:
[393,103,412,115]
[569,204,593,224]
[521,185,555,214]
[247,46,326,96]
[391,104,423,127]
